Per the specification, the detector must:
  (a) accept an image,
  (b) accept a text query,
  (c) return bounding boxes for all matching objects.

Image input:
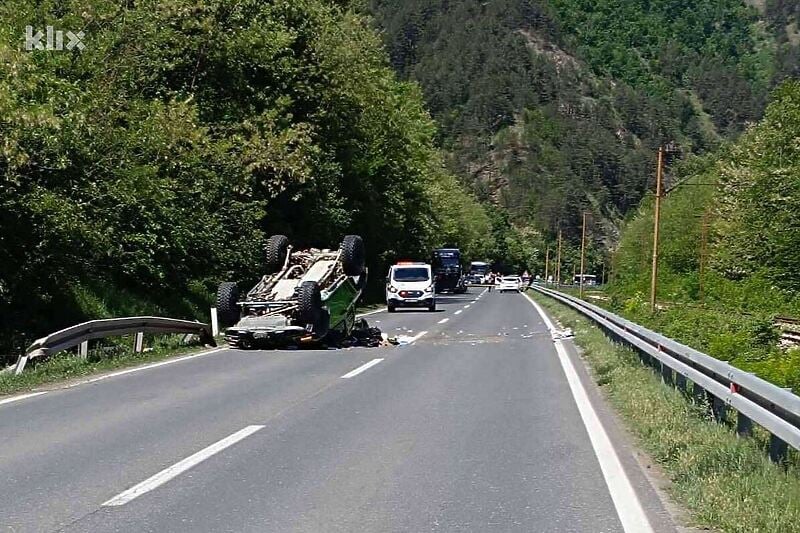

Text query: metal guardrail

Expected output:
[14,317,216,375]
[532,285,800,463]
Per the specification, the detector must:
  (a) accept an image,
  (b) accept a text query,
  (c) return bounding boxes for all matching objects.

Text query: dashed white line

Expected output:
[103,425,265,507]
[524,294,654,533]
[340,358,384,379]
[464,305,471,309]
[438,318,450,324]
[454,310,463,315]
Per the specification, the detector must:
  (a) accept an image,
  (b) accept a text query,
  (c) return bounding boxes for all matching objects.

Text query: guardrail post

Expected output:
[661,362,674,387]
[79,341,88,359]
[691,381,705,404]
[134,332,144,353]
[675,372,687,393]
[770,434,788,464]
[710,393,727,422]
[736,411,753,437]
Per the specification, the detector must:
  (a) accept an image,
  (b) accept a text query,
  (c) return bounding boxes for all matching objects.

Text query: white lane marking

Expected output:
[0,347,226,409]
[454,310,463,315]
[464,305,471,309]
[438,318,450,324]
[103,425,264,506]
[77,348,226,387]
[524,295,654,533]
[340,358,384,379]
[0,391,48,406]
[357,307,387,318]
[406,331,428,344]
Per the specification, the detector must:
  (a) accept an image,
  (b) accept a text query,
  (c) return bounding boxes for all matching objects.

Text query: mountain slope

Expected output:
[369,0,797,263]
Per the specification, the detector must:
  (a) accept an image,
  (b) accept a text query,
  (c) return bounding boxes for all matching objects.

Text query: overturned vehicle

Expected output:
[216,235,367,348]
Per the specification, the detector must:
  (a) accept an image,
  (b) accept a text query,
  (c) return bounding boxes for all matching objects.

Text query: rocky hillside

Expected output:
[369,0,799,249]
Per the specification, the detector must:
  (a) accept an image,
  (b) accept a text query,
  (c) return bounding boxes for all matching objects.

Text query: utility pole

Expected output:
[699,209,710,304]
[650,146,664,313]
[544,246,550,284]
[556,229,562,287]
[579,212,588,298]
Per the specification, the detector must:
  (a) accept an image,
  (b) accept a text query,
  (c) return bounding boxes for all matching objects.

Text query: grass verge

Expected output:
[0,335,216,397]
[529,290,800,533]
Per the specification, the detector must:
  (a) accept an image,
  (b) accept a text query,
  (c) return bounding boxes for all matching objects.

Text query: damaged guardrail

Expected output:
[532,285,800,463]
[14,317,216,375]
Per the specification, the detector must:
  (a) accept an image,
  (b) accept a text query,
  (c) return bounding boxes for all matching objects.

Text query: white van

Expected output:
[386,262,436,312]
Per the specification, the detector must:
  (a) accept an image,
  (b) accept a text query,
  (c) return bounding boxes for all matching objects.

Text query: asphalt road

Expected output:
[0,290,678,532]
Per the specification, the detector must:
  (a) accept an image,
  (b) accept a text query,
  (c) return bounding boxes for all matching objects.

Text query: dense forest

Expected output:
[609,80,800,390]
[369,0,800,273]
[0,0,494,354]
[3,0,800,362]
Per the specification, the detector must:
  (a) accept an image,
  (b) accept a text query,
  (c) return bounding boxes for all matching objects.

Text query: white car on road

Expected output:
[498,276,522,293]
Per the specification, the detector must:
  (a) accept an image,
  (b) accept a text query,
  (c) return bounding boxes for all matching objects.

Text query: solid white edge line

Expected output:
[454,310,463,315]
[356,307,387,318]
[523,294,654,533]
[77,348,226,387]
[102,425,265,507]
[340,358,384,379]
[0,347,227,409]
[438,318,450,324]
[0,391,48,406]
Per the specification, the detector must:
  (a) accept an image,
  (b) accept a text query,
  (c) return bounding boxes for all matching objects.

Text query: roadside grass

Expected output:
[0,335,215,397]
[529,291,800,533]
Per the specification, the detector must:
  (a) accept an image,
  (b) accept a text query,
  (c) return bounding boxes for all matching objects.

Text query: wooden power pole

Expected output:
[650,146,664,313]
[699,209,710,304]
[556,230,562,286]
[579,212,588,298]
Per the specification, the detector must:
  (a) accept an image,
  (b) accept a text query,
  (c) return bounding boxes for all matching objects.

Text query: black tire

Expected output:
[341,235,365,276]
[216,282,240,327]
[265,234,290,273]
[297,281,323,325]
[387,304,396,313]
[428,302,436,312]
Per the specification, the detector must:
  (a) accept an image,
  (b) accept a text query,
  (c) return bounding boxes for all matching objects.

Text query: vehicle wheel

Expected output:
[265,234,290,273]
[387,304,396,313]
[341,235,365,276]
[216,282,240,327]
[297,281,323,325]
[428,302,436,312]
